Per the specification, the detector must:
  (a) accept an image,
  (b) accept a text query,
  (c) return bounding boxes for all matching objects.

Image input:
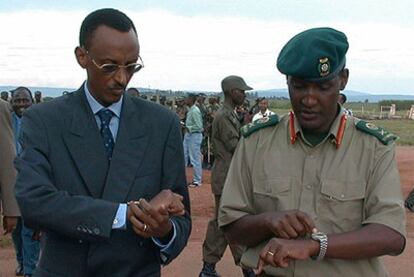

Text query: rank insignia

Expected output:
[318,57,330,77]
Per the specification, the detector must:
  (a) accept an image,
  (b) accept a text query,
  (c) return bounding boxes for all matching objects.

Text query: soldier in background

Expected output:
[34,91,43,104]
[160,95,167,106]
[1,91,9,101]
[126,87,140,97]
[199,76,255,277]
[204,97,221,169]
[175,97,188,138]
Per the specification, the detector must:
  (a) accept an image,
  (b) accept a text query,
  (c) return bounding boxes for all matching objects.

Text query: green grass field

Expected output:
[268,100,414,146]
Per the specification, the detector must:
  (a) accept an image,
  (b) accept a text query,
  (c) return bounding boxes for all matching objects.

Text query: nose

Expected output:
[113,68,129,87]
[301,86,318,107]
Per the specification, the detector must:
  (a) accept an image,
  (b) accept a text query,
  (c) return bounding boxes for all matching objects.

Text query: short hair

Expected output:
[11,86,33,100]
[79,8,137,49]
[187,93,197,103]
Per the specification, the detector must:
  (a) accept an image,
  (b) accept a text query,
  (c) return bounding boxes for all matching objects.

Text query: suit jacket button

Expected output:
[93,228,100,235]
[138,241,144,247]
[78,240,83,244]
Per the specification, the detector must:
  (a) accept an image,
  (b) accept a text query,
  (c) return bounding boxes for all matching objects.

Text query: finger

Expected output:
[172,193,184,201]
[129,214,153,238]
[296,212,315,233]
[256,258,265,275]
[140,199,169,224]
[277,229,290,239]
[135,206,160,229]
[273,247,289,268]
[280,220,298,238]
[289,216,307,237]
[131,224,151,238]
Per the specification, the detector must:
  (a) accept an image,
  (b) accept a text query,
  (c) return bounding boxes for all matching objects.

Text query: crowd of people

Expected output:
[0,7,409,277]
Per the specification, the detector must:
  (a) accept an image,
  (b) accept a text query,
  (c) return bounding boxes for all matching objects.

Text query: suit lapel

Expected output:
[63,88,109,198]
[101,95,150,202]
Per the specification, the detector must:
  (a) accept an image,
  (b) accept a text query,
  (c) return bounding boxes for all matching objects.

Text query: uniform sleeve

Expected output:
[218,136,256,227]
[362,142,406,237]
[0,101,20,216]
[215,113,239,153]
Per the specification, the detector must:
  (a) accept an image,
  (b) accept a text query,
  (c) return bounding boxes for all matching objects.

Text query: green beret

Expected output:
[277,27,349,82]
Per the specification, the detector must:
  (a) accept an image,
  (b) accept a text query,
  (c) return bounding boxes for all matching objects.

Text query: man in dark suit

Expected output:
[15,8,191,277]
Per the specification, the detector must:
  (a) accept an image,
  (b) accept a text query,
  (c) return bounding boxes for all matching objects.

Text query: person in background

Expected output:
[338,92,353,116]
[1,90,10,101]
[126,87,140,97]
[199,76,255,277]
[219,27,405,277]
[10,87,40,277]
[33,91,43,104]
[252,98,275,122]
[0,98,19,250]
[14,8,191,276]
[183,93,203,187]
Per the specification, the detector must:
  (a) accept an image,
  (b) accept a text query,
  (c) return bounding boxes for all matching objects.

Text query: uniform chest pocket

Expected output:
[318,179,366,232]
[253,178,292,213]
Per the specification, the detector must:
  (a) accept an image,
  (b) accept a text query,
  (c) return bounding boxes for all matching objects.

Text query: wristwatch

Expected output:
[311,231,328,261]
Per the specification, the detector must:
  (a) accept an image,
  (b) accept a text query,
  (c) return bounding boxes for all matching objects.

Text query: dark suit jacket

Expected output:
[15,87,191,277]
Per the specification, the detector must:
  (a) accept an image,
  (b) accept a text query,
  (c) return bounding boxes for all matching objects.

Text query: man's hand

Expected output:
[128,199,173,239]
[149,189,185,216]
[2,216,18,235]
[265,210,315,239]
[256,237,318,274]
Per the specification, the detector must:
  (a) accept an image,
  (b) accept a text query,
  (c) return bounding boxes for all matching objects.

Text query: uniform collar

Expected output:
[289,107,347,149]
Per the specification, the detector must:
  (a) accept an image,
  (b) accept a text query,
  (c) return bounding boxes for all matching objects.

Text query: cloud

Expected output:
[0,9,413,94]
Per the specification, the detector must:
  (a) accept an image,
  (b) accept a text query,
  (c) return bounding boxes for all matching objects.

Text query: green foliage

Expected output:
[378,100,414,110]
[369,120,414,146]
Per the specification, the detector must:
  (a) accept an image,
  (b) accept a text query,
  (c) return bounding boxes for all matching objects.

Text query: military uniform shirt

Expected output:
[218,112,406,277]
[211,103,241,195]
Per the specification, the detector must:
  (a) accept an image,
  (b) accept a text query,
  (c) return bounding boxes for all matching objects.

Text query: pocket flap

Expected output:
[253,178,291,197]
[321,180,365,201]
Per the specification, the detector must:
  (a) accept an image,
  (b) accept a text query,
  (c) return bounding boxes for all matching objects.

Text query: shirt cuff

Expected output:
[151,219,177,254]
[112,204,127,229]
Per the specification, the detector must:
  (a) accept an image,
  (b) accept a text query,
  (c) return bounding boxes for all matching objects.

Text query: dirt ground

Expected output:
[1,146,413,276]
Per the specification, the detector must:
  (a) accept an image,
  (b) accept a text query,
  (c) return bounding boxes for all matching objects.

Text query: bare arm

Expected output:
[257,223,405,271]
[224,210,315,247]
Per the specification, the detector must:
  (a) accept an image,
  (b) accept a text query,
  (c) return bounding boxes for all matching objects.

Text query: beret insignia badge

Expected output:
[318,57,330,77]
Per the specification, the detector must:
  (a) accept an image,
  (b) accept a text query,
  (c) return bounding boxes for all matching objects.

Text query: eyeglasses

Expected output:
[85,50,144,75]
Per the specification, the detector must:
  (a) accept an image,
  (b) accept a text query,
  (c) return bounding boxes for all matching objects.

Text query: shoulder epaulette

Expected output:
[355,119,398,145]
[241,114,279,138]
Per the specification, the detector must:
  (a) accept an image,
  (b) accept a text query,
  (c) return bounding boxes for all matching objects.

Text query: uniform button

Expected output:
[309,155,314,159]
[138,241,144,247]
[93,228,101,235]
[78,240,83,244]
[306,184,312,189]
[76,226,82,231]
[341,194,345,198]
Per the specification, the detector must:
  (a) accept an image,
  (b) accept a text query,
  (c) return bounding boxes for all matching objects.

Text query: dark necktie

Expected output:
[96,108,115,160]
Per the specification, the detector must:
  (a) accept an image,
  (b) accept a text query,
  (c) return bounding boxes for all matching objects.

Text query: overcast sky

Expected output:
[1,0,413,94]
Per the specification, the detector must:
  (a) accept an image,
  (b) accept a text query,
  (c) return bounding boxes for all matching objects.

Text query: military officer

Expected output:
[199,76,255,277]
[218,27,406,277]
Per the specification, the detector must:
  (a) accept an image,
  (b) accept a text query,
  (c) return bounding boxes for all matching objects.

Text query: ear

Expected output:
[339,68,349,91]
[74,47,87,69]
